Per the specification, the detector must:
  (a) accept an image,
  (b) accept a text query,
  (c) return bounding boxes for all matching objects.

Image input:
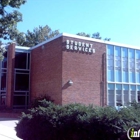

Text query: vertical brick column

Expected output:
[6,43,15,108]
[102,52,107,106]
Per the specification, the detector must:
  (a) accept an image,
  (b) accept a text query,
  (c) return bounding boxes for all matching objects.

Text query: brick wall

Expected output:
[30,37,63,104]
[30,35,107,106]
[6,43,15,108]
[62,36,106,106]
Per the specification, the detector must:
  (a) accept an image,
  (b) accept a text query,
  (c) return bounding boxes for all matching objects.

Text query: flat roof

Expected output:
[29,33,140,50]
[4,44,30,50]
[15,46,30,50]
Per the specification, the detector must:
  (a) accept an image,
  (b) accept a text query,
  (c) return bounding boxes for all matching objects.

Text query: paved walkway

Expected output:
[0,118,22,140]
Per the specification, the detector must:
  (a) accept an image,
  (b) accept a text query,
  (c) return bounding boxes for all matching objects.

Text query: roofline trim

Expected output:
[15,46,30,50]
[30,32,140,50]
[62,33,140,50]
[30,33,63,50]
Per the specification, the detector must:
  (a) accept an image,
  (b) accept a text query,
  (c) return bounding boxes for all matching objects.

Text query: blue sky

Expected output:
[16,0,140,46]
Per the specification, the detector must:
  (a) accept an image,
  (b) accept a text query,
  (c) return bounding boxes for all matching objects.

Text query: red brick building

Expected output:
[1,33,140,109]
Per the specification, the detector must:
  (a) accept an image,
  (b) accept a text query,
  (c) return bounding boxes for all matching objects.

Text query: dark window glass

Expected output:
[13,96,26,105]
[14,92,28,95]
[108,90,114,106]
[15,70,29,74]
[116,90,122,106]
[28,53,30,69]
[15,74,29,90]
[138,91,140,103]
[1,72,6,90]
[124,90,129,105]
[2,52,7,68]
[27,96,29,106]
[0,95,6,105]
[15,52,27,69]
[2,69,7,73]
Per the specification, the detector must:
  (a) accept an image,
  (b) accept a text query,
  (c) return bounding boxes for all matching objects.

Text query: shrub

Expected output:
[15,100,140,140]
[30,94,54,108]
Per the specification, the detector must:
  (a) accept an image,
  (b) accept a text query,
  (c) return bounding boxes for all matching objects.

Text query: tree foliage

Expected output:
[0,0,26,40]
[92,32,102,39]
[15,25,59,47]
[0,44,6,61]
[30,94,54,108]
[76,32,90,37]
[77,32,111,41]
[16,100,140,140]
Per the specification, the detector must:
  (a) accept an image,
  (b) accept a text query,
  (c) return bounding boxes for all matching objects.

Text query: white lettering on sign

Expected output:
[65,40,95,54]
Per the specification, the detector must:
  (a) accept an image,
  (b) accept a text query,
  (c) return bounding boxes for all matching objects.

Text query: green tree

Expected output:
[77,32,111,41]
[15,25,59,47]
[76,32,90,37]
[92,32,101,39]
[104,37,111,41]
[0,45,6,61]
[0,0,26,40]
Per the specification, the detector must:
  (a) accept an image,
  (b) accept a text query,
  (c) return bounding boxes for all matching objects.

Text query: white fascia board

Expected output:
[30,32,140,50]
[5,45,30,51]
[30,33,63,50]
[15,46,30,50]
[62,33,106,43]
[105,41,140,50]
[62,33,140,50]
[30,33,105,50]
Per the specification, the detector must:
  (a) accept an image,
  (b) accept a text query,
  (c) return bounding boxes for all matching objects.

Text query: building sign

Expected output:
[65,40,95,54]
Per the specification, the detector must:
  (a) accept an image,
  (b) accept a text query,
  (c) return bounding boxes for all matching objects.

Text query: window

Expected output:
[115,47,121,69]
[13,94,29,109]
[108,55,114,67]
[107,45,114,67]
[107,84,140,106]
[14,51,30,109]
[15,52,27,69]
[116,84,122,106]
[1,96,6,105]
[28,53,30,69]
[136,50,140,72]
[107,45,114,81]
[107,45,114,55]
[122,57,128,72]
[122,71,128,82]
[129,50,135,82]
[130,85,136,102]
[13,96,27,106]
[0,92,6,106]
[0,50,7,106]
[137,86,140,103]
[114,47,121,82]
[123,85,129,106]
[2,52,7,68]
[15,73,29,91]
[135,50,140,83]
[115,56,121,68]
[115,70,121,82]
[108,90,114,106]
[1,72,6,90]
[107,45,140,107]
[120,48,128,82]
[108,84,115,106]
[107,70,114,81]
[129,72,135,83]
[123,90,129,106]
[138,92,140,103]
